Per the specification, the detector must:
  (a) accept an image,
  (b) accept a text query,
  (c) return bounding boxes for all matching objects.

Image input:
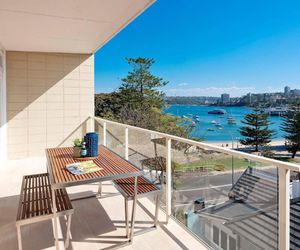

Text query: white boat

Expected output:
[211,120,217,124]
[191,121,196,127]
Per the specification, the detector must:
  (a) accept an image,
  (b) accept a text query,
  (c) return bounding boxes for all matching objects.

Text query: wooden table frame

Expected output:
[46,146,143,249]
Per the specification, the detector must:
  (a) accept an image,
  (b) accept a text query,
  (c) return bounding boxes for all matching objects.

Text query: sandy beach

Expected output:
[208,139,300,161]
[208,139,286,149]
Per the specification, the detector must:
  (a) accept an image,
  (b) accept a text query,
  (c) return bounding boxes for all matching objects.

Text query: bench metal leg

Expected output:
[97,182,102,197]
[52,189,59,250]
[129,176,138,242]
[124,198,129,238]
[17,225,22,250]
[52,218,59,250]
[65,214,72,249]
[123,193,161,239]
[154,195,160,227]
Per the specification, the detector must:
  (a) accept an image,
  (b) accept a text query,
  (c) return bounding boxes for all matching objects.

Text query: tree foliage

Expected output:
[239,108,275,151]
[281,102,300,158]
[94,57,190,138]
[95,92,122,119]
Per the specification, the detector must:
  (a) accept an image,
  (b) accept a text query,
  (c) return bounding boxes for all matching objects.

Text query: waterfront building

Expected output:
[291,89,300,97]
[284,86,291,96]
[221,93,230,104]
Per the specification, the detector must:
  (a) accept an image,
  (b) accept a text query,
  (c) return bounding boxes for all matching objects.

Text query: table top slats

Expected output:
[46,146,142,188]
[98,151,127,175]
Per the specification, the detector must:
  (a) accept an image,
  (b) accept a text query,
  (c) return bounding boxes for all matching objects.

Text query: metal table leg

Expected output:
[125,199,129,238]
[129,176,138,242]
[52,188,59,250]
[65,214,72,248]
[97,182,102,197]
[17,225,22,250]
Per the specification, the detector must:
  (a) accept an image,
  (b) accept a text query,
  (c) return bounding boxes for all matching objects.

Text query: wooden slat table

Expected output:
[46,145,143,247]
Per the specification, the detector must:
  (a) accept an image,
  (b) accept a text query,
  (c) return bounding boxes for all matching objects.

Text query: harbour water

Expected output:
[164,105,285,142]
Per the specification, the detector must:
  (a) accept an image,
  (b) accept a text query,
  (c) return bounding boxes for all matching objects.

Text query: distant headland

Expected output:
[165,86,300,107]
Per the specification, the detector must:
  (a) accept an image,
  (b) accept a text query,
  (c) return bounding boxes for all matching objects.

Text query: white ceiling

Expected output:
[0,0,155,53]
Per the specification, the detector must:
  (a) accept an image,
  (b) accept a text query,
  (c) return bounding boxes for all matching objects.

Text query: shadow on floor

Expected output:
[0,190,195,250]
[0,192,117,250]
[0,194,55,250]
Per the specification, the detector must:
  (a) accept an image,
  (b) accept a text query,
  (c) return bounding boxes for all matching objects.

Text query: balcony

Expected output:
[0,159,206,250]
[1,116,300,249]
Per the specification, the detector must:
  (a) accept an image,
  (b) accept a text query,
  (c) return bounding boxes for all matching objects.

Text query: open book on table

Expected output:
[66,160,102,175]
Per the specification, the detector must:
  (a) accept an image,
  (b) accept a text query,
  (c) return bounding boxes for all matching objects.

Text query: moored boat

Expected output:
[190,121,196,127]
[208,109,227,115]
[227,117,236,125]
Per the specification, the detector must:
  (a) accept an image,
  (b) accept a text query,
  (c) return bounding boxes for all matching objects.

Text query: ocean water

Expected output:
[164,105,285,142]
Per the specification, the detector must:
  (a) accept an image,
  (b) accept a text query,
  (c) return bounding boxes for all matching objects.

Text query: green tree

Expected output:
[94,57,191,138]
[94,92,122,120]
[117,57,169,127]
[239,108,275,152]
[281,103,300,158]
[119,57,168,109]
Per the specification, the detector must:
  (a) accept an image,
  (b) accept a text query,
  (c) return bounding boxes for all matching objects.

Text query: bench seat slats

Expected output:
[16,173,73,222]
[114,176,160,198]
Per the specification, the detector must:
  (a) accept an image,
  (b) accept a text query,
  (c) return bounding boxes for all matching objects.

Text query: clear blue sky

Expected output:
[95,0,300,97]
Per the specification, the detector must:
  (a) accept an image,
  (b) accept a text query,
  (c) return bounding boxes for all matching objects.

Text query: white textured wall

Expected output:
[6,51,94,159]
[0,49,7,161]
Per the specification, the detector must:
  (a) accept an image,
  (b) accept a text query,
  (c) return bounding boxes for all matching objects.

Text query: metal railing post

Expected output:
[278,167,290,250]
[125,127,129,160]
[166,137,172,223]
[103,122,107,146]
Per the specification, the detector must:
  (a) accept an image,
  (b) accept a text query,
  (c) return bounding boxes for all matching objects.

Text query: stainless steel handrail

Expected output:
[92,116,300,171]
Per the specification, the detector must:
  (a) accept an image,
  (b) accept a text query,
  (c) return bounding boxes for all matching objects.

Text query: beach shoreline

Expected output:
[207,139,285,149]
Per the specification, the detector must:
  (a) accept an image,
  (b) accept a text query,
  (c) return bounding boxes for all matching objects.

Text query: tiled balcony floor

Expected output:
[0,158,208,250]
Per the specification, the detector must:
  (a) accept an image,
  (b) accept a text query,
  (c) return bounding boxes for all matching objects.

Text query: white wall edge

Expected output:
[0,48,7,162]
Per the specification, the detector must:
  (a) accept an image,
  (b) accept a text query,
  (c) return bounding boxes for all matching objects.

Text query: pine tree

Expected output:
[281,103,300,158]
[119,57,168,110]
[239,108,275,152]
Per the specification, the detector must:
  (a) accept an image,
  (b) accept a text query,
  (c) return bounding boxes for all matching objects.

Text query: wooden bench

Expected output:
[113,176,162,238]
[16,173,73,250]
